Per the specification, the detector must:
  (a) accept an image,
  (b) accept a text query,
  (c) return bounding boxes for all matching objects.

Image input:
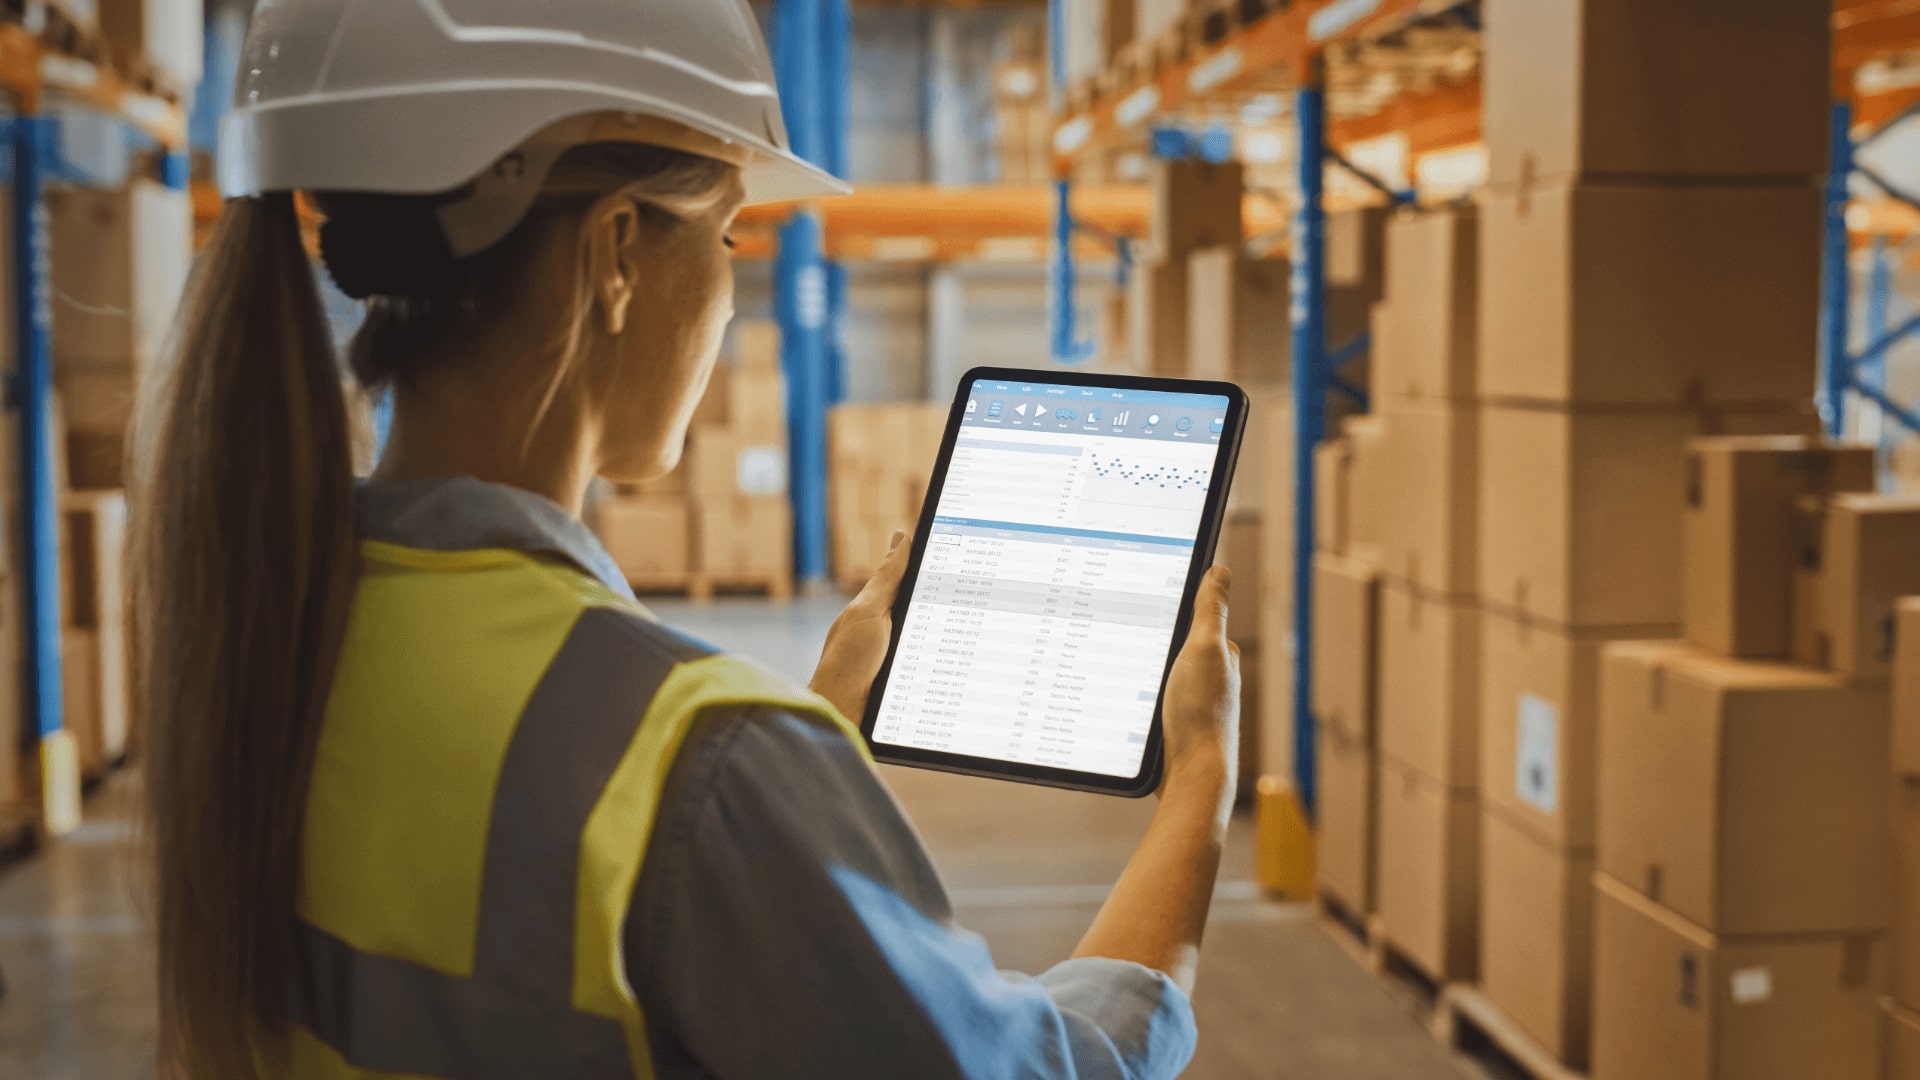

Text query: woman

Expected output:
[136,2,1241,1077]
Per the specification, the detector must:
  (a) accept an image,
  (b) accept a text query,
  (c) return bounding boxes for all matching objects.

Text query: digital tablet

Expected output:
[861,368,1249,797]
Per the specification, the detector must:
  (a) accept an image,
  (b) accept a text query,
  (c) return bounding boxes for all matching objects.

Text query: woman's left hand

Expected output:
[810,530,912,722]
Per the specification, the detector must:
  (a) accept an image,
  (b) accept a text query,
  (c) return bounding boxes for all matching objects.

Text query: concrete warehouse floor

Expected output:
[0,594,1477,1080]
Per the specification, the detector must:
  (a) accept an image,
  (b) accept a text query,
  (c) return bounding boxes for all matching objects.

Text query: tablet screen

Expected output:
[871,377,1235,779]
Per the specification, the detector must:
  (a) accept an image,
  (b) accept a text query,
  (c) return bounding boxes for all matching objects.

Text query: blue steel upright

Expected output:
[821,0,851,406]
[11,115,65,743]
[1289,81,1328,818]
[771,0,834,580]
[1820,101,1855,440]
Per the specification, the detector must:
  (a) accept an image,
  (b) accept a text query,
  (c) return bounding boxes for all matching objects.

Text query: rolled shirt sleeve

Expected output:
[624,706,1198,1080]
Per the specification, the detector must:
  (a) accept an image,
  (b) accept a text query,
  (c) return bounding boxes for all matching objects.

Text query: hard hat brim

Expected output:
[219,90,852,208]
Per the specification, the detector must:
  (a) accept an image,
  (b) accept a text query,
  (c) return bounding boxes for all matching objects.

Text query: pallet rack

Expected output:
[1048,0,1477,837]
[0,1,189,839]
[1825,0,1920,455]
[1046,0,1920,832]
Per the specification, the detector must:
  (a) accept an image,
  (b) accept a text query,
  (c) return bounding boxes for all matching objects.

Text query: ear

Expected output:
[587,197,642,337]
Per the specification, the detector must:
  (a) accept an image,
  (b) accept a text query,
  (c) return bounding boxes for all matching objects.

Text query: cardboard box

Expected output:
[0,598,21,808]
[1683,438,1878,658]
[1890,1001,1920,1080]
[727,364,787,441]
[1130,259,1189,378]
[47,181,193,373]
[693,496,792,578]
[1241,380,1294,516]
[99,0,203,87]
[1317,724,1376,916]
[1147,158,1243,260]
[65,431,124,491]
[1897,439,1920,496]
[1312,438,1351,555]
[687,427,790,500]
[594,497,691,582]
[1789,495,1825,667]
[1482,0,1831,187]
[1326,207,1389,301]
[1310,552,1379,744]
[1480,806,1596,1069]
[1591,874,1885,1080]
[689,359,733,432]
[62,491,126,631]
[1897,780,1920,1008]
[1374,205,1478,403]
[1481,608,1668,849]
[731,319,781,372]
[1479,403,1818,629]
[61,629,102,778]
[1599,641,1892,936]
[1797,494,1920,681]
[1216,511,1263,647]
[63,493,130,761]
[1898,598,1920,783]
[1187,250,1292,382]
[1256,612,1296,781]
[1237,642,1262,802]
[1479,183,1822,407]
[1378,582,1479,789]
[1375,402,1478,597]
[59,370,138,435]
[1375,754,1479,981]
[1343,415,1388,563]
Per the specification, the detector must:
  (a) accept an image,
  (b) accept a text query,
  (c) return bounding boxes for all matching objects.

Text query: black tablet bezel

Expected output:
[858,366,1251,798]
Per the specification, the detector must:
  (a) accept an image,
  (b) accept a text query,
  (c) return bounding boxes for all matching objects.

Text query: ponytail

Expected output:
[132,193,359,1078]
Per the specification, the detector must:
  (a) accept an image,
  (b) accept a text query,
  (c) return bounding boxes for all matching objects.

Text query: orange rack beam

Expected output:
[732,183,1290,261]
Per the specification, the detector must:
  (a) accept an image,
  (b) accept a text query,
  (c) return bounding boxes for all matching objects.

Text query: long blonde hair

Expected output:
[135,142,731,1077]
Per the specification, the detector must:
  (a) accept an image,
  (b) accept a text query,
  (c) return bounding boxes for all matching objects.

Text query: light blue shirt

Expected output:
[357,478,1200,1080]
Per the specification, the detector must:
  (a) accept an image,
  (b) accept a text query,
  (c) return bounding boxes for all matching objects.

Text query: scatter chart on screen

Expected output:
[874,379,1232,779]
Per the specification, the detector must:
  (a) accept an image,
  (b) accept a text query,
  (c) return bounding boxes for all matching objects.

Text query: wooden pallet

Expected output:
[630,572,794,604]
[1433,985,1588,1080]
[1314,891,1449,1012]
[1313,889,1383,973]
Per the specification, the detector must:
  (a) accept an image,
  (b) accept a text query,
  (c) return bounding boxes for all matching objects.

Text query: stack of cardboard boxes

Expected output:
[592,321,794,598]
[1894,598,1920,1078]
[1471,0,1834,1067]
[1591,441,1912,1080]
[827,402,947,592]
[1370,205,1482,984]
[49,179,193,490]
[1179,187,1376,811]
[0,177,190,827]
[1309,204,1480,981]
[61,492,133,780]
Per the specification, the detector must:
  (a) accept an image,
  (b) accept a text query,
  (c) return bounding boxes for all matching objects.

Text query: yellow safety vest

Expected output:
[282,539,865,1078]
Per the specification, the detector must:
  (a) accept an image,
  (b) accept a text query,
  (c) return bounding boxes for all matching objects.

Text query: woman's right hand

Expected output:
[1159,567,1241,808]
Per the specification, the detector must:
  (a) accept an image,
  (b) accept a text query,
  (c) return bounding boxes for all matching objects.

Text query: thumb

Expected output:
[855,530,911,611]
[1190,566,1231,645]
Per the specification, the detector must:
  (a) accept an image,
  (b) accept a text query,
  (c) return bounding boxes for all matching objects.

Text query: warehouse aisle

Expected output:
[0,595,1473,1080]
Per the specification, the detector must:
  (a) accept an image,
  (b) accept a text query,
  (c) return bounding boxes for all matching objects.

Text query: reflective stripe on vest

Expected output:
[285,542,866,1079]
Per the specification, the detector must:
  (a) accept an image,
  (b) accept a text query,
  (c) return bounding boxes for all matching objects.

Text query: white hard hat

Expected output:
[220,0,850,249]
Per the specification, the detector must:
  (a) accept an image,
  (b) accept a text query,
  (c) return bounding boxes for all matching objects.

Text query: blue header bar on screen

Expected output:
[970,378,1231,409]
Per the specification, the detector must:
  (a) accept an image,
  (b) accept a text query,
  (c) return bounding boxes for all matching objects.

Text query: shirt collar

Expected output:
[355,476,638,604]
